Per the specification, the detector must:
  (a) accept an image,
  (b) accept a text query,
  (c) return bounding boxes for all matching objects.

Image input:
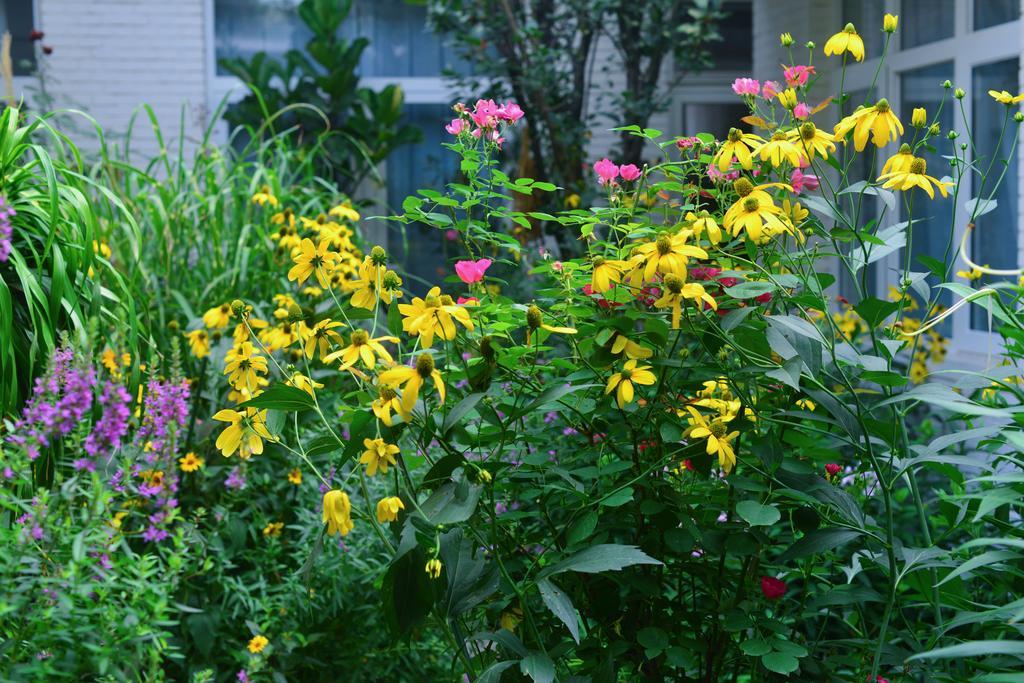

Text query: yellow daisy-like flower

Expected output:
[988,89,1024,105]
[425,558,443,579]
[685,406,740,474]
[213,407,273,458]
[322,489,354,536]
[203,303,233,330]
[179,452,204,473]
[758,130,805,168]
[263,522,284,537]
[185,329,210,359]
[224,342,268,394]
[259,320,301,352]
[399,287,474,347]
[251,185,278,207]
[823,23,865,62]
[371,383,409,426]
[654,274,718,328]
[881,144,915,175]
[833,99,903,151]
[301,318,345,360]
[877,157,952,199]
[723,194,791,242]
[788,122,836,162]
[287,238,338,288]
[287,468,302,485]
[323,329,398,370]
[590,256,627,293]
[781,199,809,225]
[247,634,270,654]
[360,438,399,476]
[376,496,406,523]
[605,359,657,409]
[630,230,708,282]
[378,353,446,414]
[329,202,361,223]
[609,333,653,360]
[686,211,723,245]
[287,372,323,398]
[350,258,404,310]
[524,305,577,345]
[957,266,984,281]
[713,127,766,171]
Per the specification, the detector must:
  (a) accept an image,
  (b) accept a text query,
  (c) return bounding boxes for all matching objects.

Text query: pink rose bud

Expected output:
[619,164,641,182]
[593,158,619,185]
[445,118,467,135]
[793,102,811,120]
[454,258,492,284]
[760,576,787,600]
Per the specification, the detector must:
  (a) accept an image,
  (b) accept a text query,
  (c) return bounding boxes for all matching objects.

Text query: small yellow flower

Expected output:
[288,238,339,288]
[376,496,406,523]
[685,406,740,474]
[247,634,269,654]
[565,193,581,209]
[203,303,233,330]
[713,127,766,171]
[371,383,409,426]
[988,89,1024,105]
[881,144,915,175]
[179,452,204,473]
[425,558,443,579]
[911,107,927,128]
[398,286,474,347]
[378,354,446,414]
[956,266,985,281]
[834,99,903,151]
[322,329,398,370]
[758,130,804,167]
[252,185,278,207]
[524,305,578,345]
[329,202,360,222]
[287,371,323,398]
[777,89,798,110]
[360,438,400,477]
[788,122,836,162]
[877,156,952,199]
[605,359,657,409]
[630,230,708,282]
[686,211,723,245]
[212,407,273,458]
[883,13,898,33]
[654,274,718,328]
[263,522,284,537]
[322,489,354,536]
[590,256,627,293]
[185,329,210,359]
[224,341,268,393]
[823,23,865,62]
[609,333,653,360]
[300,318,345,360]
[287,468,302,485]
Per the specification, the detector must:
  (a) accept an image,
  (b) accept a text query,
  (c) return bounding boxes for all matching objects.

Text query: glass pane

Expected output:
[838,88,879,302]
[681,102,749,141]
[0,0,36,75]
[214,0,309,74]
[900,62,955,334]
[842,0,885,59]
[707,2,752,71]
[970,58,1020,330]
[974,0,1020,30]
[387,104,460,292]
[901,0,955,49]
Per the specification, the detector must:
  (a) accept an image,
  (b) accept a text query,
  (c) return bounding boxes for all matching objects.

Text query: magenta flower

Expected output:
[783,64,815,88]
[760,576,787,600]
[470,99,500,128]
[593,158,619,185]
[498,102,524,123]
[793,102,811,120]
[790,168,819,194]
[619,164,641,182]
[445,118,467,135]
[762,80,781,99]
[731,77,760,96]
[454,258,492,284]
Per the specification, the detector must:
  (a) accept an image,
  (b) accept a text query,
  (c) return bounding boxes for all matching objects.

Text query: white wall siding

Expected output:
[33,0,209,160]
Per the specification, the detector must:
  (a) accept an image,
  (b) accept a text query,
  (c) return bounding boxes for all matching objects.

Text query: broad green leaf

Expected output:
[539,544,662,578]
[761,652,799,674]
[781,528,862,561]
[736,501,781,526]
[442,392,486,434]
[537,578,580,643]
[907,640,1024,661]
[239,383,316,412]
[520,653,555,683]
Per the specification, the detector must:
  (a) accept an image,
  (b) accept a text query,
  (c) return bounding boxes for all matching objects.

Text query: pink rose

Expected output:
[445,118,467,135]
[454,258,492,284]
[470,99,500,128]
[498,102,524,123]
[731,77,760,96]
[593,158,619,185]
[619,164,641,182]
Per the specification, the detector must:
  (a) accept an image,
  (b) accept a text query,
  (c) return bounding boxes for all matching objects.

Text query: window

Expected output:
[214,0,308,72]
[974,0,1020,30]
[842,0,885,60]
[681,102,749,140]
[0,0,35,75]
[707,2,753,71]
[901,0,955,49]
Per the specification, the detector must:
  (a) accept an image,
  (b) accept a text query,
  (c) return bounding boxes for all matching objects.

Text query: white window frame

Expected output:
[838,0,1022,368]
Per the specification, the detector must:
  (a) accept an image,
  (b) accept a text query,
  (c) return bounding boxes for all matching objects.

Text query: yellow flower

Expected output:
[877,157,952,199]
[777,88,798,110]
[713,127,765,171]
[259,320,301,352]
[723,194,791,242]
[823,23,865,62]
[781,199,809,225]
[909,361,928,384]
[322,329,397,370]
[881,144,915,175]
[224,341,268,393]
[263,522,284,537]
[686,211,723,245]
[351,257,404,310]
[758,130,804,168]
[610,333,653,360]
[288,238,338,288]
[398,286,474,347]
[911,107,927,128]
[371,383,409,426]
[685,406,739,474]
[988,89,1024,105]
[322,490,354,536]
[631,230,708,282]
[212,407,273,458]
[329,202,360,222]
[360,438,400,476]
[376,496,406,523]
[185,329,210,359]
[252,185,278,207]
[590,256,627,293]
[234,317,267,345]
[287,372,323,398]
[780,32,794,47]
[524,304,577,345]
[883,13,898,33]
[957,266,985,281]
[301,318,345,359]
[833,99,903,151]
[203,303,233,330]
[565,193,581,209]
[654,274,717,328]
[179,452,204,473]
[378,353,446,414]
[605,359,657,408]
[795,398,816,411]
[247,634,270,654]
[287,468,302,485]
[425,558,443,579]
[788,122,836,162]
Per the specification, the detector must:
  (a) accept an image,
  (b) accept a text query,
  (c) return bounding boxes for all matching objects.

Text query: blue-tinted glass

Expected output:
[970,58,1020,329]
[974,0,1020,30]
[901,62,955,333]
[0,0,36,75]
[386,104,460,291]
[214,0,308,74]
[707,2,752,71]
[902,0,955,49]
[842,0,885,59]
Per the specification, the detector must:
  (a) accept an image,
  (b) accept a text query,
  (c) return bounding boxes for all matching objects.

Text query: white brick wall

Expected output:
[30,0,209,161]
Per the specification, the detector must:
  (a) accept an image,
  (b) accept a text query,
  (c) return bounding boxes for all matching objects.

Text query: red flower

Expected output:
[760,576,787,600]
[29,29,44,41]
[681,459,694,471]
[825,463,842,477]
[718,277,739,288]
[689,266,722,281]
[754,292,772,304]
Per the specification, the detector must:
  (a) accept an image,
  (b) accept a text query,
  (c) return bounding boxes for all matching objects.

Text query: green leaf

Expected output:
[740,639,772,656]
[600,487,634,507]
[724,281,775,299]
[537,578,580,643]
[854,297,900,327]
[440,529,498,616]
[566,511,598,546]
[477,662,516,683]
[761,652,799,674]
[420,479,482,524]
[520,653,555,683]
[539,544,662,578]
[442,392,486,434]
[637,626,669,656]
[510,382,593,420]
[736,501,781,526]
[781,528,862,561]
[906,640,1024,661]
[239,383,316,412]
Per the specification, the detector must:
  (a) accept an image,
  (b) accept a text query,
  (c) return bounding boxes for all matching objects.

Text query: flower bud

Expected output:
[941,80,952,89]
[946,130,958,140]
[954,88,965,99]
[930,124,942,137]
[167,319,180,332]
[287,302,304,323]
[805,41,815,50]
[370,245,387,266]
[230,299,246,315]
[526,304,543,330]
[911,107,926,128]
[780,32,794,47]
[883,13,898,33]
[1015,112,1024,123]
